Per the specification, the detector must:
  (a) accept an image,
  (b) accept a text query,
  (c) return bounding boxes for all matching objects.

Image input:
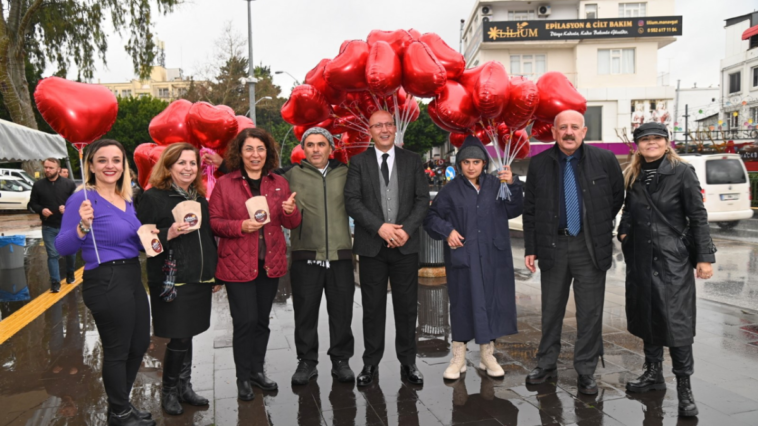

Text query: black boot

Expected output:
[179,343,209,406]
[108,408,154,426]
[676,376,699,417]
[162,347,186,415]
[626,362,666,393]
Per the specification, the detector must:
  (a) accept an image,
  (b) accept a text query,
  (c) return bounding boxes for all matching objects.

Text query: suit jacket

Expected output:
[345,146,430,257]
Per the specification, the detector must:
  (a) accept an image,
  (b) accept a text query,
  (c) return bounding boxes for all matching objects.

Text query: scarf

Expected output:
[172,182,198,201]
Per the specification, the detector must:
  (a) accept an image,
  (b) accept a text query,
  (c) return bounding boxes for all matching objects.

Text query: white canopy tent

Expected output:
[0,118,67,162]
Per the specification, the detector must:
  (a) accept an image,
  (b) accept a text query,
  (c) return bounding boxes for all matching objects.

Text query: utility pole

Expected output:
[684,104,690,153]
[459,19,465,53]
[246,0,258,125]
[673,79,680,142]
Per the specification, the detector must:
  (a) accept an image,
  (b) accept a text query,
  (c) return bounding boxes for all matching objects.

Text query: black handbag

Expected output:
[641,189,716,269]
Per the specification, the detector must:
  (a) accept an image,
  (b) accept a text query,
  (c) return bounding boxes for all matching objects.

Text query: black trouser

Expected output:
[536,233,606,375]
[644,343,694,377]
[225,261,279,379]
[359,246,419,366]
[82,258,150,413]
[291,259,355,364]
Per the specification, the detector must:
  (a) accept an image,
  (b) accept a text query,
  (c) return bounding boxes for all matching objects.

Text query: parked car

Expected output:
[0,176,32,211]
[0,168,35,186]
[682,153,753,229]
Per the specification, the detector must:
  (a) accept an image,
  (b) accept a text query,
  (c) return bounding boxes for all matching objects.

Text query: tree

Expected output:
[102,95,168,171]
[402,103,449,155]
[0,0,179,172]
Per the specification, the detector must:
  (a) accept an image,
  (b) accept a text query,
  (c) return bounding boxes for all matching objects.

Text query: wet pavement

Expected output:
[2,231,758,425]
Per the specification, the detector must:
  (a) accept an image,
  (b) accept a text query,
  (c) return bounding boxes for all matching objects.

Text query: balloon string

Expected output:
[200,148,218,198]
[486,122,510,201]
[78,147,101,265]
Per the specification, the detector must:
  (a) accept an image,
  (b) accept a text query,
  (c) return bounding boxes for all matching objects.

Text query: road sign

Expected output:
[445,166,455,181]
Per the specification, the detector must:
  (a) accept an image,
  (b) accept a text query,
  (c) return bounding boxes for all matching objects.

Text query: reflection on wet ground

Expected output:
[2,236,758,425]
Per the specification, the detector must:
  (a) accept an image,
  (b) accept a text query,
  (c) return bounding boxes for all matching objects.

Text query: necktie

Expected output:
[381,153,390,186]
[564,157,581,236]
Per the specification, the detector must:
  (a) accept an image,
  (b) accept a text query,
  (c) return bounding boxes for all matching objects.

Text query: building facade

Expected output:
[461,0,681,146]
[97,66,195,101]
[720,12,758,136]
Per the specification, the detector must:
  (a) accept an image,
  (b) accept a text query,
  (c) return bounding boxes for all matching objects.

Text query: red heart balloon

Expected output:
[293,125,308,142]
[34,77,118,144]
[305,59,346,105]
[407,29,422,40]
[325,40,370,92]
[235,115,255,134]
[510,130,531,159]
[367,29,416,57]
[366,41,402,97]
[402,41,447,98]
[333,115,366,135]
[290,144,306,165]
[449,132,467,148]
[217,105,236,117]
[500,76,539,130]
[281,84,331,126]
[390,95,420,123]
[429,80,479,133]
[134,143,159,189]
[428,100,461,133]
[419,33,465,80]
[472,61,510,119]
[186,102,238,151]
[149,99,193,146]
[332,148,349,164]
[531,119,555,142]
[535,71,587,121]
[139,145,167,189]
[342,129,371,146]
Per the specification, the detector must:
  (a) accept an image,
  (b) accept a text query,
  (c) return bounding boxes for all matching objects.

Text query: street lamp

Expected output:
[275,70,301,86]
[244,0,257,124]
[279,126,294,168]
[244,97,272,118]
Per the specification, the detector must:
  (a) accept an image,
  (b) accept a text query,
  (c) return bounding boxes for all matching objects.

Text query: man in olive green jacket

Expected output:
[278,127,355,385]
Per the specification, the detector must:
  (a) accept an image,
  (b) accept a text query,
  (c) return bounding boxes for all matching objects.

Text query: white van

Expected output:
[683,154,753,229]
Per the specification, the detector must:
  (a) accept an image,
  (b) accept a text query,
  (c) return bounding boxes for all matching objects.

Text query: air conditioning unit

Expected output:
[537,4,551,17]
[481,6,493,16]
[483,16,490,23]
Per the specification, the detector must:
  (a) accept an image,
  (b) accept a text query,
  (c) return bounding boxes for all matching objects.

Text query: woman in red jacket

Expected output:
[209,127,301,401]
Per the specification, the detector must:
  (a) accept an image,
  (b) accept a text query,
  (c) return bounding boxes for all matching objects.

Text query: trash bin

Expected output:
[419,192,444,267]
[0,235,25,269]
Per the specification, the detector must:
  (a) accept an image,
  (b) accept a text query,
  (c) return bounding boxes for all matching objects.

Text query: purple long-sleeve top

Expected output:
[55,189,142,270]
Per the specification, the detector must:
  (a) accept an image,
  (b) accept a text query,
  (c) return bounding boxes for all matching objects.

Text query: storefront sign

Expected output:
[484,16,682,42]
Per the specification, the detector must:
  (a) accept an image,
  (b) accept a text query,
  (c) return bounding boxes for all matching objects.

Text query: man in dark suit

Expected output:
[523,110,624,395]
[344,110,430,387]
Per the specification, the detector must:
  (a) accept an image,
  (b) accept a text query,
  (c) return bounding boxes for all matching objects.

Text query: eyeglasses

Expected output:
[369,122,396,130]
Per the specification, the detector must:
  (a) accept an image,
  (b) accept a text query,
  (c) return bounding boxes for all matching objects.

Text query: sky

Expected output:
[84,0,758,95]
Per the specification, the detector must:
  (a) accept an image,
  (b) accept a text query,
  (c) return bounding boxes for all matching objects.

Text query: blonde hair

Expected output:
[148,143,206,196]
[78,139,133,202]
[623,146,686,189]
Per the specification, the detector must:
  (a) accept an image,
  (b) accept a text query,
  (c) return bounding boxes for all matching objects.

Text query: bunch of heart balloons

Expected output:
[136,99,255,196]
[281,29,587,166]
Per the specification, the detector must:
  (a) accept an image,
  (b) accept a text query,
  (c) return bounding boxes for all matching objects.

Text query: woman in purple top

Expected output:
[56,139,154,426]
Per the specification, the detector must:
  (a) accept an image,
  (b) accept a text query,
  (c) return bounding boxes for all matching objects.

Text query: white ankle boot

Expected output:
[479,342,504,377]
[443,341,467,380]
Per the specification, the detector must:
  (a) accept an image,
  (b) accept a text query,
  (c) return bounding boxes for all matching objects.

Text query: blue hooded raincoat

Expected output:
[423,136,523,343]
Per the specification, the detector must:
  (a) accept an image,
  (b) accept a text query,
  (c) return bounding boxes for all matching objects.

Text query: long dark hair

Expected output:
[225,128,280,177]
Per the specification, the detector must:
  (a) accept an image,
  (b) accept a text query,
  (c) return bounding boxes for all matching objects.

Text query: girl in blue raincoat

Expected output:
[424,135,523,381]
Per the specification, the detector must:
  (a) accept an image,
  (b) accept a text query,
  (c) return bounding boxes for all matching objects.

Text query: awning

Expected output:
[0,118,67,161]
[742,24,758,40]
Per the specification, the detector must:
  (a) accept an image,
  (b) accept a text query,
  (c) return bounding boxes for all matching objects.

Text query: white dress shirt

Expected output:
[374,146,396,181]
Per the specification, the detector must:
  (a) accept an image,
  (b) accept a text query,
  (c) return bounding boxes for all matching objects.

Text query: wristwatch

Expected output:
[78,220,92,234]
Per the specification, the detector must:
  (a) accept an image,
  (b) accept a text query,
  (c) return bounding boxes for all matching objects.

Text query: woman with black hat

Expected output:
[424,135,523,381]
[618,122,715,417]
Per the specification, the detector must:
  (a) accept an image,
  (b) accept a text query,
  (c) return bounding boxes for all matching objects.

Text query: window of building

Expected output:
[750,107,758,124]
[586,4,598,19]
[510,54,546,79]
[121,89,132,97]
[158,88,170,98]
[584,106,602,141]
[729,72,741,94]
[508,10,535,20]
[597,49,635,74]
[753,67,758,88]
[618,3,646,17]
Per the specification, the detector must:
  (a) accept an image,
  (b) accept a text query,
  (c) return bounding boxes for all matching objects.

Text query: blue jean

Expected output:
[42,225,76,282]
